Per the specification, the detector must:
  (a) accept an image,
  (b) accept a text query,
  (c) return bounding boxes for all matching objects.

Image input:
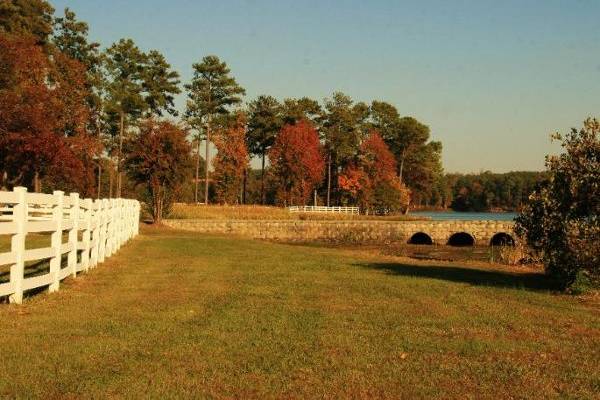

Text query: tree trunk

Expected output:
[398,149,405,185]
[326,152,332,207]
[204,116,211,204]
[194,136,201,203]
[152,183,162,224]
[34,171,40,193]
[97,164,102,199]
[109,161,114,198]
[1,171,7,190]
[242,167,247,204]
[260,151,266,204]
[117,111,124,198]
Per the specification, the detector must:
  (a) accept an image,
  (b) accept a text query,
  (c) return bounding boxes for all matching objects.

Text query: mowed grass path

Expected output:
[0,228,598,398]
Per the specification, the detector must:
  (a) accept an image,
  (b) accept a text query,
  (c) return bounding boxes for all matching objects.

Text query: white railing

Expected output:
[0,187,140,304]
[288,205,360,215]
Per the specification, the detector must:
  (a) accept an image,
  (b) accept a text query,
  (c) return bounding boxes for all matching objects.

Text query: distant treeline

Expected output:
[415,171,548,212]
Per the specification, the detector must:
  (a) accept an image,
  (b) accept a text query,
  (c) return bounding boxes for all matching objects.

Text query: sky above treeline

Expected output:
[52,0,600,173]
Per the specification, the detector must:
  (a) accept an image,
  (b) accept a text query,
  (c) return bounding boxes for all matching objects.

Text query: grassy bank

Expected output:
[169,203,425,221]
[0,227,598,398]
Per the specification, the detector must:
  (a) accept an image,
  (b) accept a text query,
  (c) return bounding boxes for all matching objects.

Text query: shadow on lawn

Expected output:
[355,262,558,291]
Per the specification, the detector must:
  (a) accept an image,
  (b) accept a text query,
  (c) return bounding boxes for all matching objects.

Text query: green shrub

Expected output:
[515,119,599,289]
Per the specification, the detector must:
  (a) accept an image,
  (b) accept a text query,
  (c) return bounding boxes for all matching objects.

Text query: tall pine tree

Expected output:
[184,55,245,204]
[247,95,282,204]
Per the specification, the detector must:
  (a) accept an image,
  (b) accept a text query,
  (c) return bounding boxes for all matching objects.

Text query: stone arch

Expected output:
[447,232,475,246]
[490,232,515,246]
[408,232,433,245]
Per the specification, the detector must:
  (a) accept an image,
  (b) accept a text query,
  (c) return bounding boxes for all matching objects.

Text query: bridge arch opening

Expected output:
[490,232,515,246]
[408,232,433,245]
[447,232,475,247]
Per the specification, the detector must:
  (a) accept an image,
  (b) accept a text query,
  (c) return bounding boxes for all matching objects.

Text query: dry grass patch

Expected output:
[169,203,425,221]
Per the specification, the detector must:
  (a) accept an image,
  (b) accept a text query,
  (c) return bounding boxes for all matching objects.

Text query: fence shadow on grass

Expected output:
[354,262,558,291]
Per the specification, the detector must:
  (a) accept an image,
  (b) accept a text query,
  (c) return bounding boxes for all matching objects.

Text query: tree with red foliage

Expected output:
[0,34,98,194]
[339,131,410,213]
[268,120,325,206]
[125,119,192,224]
[212,114,249,204]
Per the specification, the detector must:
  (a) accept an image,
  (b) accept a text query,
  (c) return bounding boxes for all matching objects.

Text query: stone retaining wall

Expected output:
[163,219,516,246]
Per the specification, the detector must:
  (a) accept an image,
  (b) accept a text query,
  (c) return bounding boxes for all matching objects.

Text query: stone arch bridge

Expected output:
[164,219,517,246]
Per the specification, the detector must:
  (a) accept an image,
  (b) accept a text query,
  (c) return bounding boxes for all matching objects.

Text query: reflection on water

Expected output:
[411,211,518,221]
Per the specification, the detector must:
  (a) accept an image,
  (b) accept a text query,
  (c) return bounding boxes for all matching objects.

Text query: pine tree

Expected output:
[321,92,369,206]
[142,50,181,117]
[103,40,180,197]
[184,55,245,204]
[247,95,282,204]
[0,0,54,44]
[102,39,146,197]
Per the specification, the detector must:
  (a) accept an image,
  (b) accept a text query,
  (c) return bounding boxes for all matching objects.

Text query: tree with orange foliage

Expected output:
[0,34,97,194]
[212,114,250,204]
[125,119,192,224]
[338,131,410,213]
[268,120,325,206]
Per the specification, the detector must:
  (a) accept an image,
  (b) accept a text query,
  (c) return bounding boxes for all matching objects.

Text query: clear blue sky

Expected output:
[53,0,600,173]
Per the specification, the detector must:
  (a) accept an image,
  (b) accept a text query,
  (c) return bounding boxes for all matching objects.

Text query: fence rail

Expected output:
[0,187,140,304]
[288,205,360,215]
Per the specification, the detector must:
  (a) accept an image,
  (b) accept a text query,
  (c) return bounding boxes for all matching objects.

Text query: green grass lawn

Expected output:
[0,227,598,398]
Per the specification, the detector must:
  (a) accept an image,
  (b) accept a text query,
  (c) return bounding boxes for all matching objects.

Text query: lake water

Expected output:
[410,211,518,221]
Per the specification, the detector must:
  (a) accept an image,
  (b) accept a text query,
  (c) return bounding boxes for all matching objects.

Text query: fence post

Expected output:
[105,199,113,257]
[49,190,63,293]
[9,187,27,304]
[134,201,139,236]
[81,198,92,271]
[117,198,123,249]
[98,199,107,263]
[68,192,79,278]
[110,198,116,254]
[124,200,130,241]
[114,198,120,250]
[90,199,100,267]
[102,199,108,258]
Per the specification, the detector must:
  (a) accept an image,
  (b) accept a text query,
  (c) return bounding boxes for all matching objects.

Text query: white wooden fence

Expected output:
[288,205,360,215]
[0,187,140,304]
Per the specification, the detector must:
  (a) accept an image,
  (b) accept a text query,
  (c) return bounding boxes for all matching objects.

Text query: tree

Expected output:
[370,101,443,209]
[0,0,54,44]
[281,97,321,125]
[53,7,99,66]
[125,119,192,224]
[321,92,369,205]
[269,120,325,206]
[103,39,180,197]
[53,7,104,196]
[447,171,546,212]
[339,131,410,213]
[369,101,400,140]
[0,34,94,194]
[212,113,249,204]
[185,55,245,204]
[142,50,180,117]
[515,119,600,289]
[102,39,146,197]
[247,95,282,203]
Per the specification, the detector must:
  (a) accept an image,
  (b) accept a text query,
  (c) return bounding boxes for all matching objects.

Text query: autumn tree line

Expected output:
[1,1,544,221]
[0,1,443,217]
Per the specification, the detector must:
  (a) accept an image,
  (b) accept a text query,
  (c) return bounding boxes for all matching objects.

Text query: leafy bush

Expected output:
[515,118,599,289]
[126,120,192,224]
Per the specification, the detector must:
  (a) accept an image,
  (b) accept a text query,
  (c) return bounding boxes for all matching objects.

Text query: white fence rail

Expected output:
[288,205,360,215]
[0,187,140,304]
